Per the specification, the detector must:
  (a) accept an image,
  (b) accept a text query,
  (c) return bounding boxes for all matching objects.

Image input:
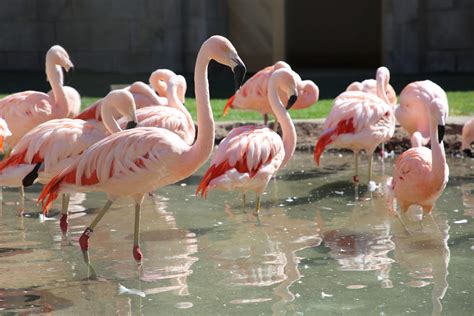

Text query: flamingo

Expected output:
[75,69,186,122]
[387,98,449,215]
[117,75,195,145]
[223,61,318,125]
[0,45,81,151]
[196,68,298,215]
[314,67,395,184]
[461,118,474,157]
[0,89,137,218]
[396,80,448,147]
[346,77,397,106]
[37,36,246,274]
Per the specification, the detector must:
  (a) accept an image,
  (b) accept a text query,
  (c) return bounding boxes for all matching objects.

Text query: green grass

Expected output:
[2,91,473,121]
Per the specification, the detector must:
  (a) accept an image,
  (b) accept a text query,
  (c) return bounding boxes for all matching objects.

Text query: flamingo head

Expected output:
[204,36,246,91]
[297,80,319,107]
[102,89,138,130]
[47,45,74,72]
[167,75,188,105]
[429,98,448,143]
[176,75,187,104]
[376,66,391,104]
[272,69,299,110]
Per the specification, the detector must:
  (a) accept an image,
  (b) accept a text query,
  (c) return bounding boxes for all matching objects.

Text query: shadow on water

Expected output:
[0,288,72,314]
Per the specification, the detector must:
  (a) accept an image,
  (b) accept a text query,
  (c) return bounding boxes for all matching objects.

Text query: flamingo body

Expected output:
[224,61,318,116]
[197,125,284,197]
[314,91,395,164]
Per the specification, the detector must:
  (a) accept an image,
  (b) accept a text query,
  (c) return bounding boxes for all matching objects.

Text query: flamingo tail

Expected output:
[314,118,355,165]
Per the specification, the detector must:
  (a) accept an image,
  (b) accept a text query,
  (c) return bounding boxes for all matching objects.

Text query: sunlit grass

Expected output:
[1,91,473,121]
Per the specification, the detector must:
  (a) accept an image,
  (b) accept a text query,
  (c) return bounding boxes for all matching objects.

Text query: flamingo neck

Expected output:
[429,116,446,183]
[149,69,174,97]
[376,75,391,105]
[46,61,68,111]
[100,102,122,134]
[168,85,195,142]
[268,78,296,168]
[188,47,214,168]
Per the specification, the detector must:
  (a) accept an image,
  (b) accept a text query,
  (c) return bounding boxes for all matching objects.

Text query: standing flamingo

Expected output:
[0,45,81,150]
[461,118,474,157]
[0,90,137,218]
[117,75,195,145]
[196,68,298,215]
[76,69,186,122]
[38,36,246,274]
[314,67,395,184]
[223,61,318,125]
[387,98,449,215]
[396,80,448,147]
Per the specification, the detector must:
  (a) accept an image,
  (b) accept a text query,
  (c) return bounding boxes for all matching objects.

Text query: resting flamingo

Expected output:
[396,80,448,147]
[75,69,186,122]
[38,36,246,275]
[0,90,137,218]
[223,61,318,125]
[346,76,398,106]
[117,75,195,145]
[387,98,449,215]
[314,67,395,184]
[461,118,474,157]
[0,45,80,151]
[196,68,298,215]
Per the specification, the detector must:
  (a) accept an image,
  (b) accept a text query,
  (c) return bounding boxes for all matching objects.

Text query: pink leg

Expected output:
[133,202,143,262]
[59,194,70,234]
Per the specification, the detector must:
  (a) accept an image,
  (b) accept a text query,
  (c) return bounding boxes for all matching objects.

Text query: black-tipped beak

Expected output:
[126,121,138,129]
[437,125,445,144]
[286,95,298,110]
[232,60,246,92]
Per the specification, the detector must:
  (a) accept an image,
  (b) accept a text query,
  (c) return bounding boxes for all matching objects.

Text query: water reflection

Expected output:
[392,213,450,316]
[317,187,395,289]
[205,203,321,307]
[461,182,474,218]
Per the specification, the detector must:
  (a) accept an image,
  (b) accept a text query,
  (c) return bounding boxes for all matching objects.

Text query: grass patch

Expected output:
[1,91,473,121]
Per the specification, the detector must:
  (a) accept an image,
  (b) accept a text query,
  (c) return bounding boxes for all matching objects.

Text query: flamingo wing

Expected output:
[196,126,283,197]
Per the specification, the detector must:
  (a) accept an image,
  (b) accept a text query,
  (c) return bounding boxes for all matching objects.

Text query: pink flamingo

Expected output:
[117,75,195,145]
[346,76,397,106]
[37,36,246,273]
[461,118,474,157]
[196,68,298,215]
[396,80,448,147]
[0,45,81,151]
[0,119,12,153]
[0,89,137,218]
[314,67,395,184]
[387,98,449,215]
[76,69,187,122]
[223,61,318,125]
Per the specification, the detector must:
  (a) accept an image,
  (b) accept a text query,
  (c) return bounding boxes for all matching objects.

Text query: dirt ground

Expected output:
[214,120,467,156]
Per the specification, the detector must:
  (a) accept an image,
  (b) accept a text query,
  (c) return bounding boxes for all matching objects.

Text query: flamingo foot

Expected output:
[60,214,69,234]
[79,227,93,251]
[353,175,360,183]
[133,245,143,262]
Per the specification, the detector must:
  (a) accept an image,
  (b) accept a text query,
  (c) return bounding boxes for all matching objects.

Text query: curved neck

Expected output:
[268,79,296,168]
[149,70,174,96]
[187,47,214,167]
[376,75,390,104]
[429,115,446,182]
[100,102,123,134]
[46,60,68,108]
[168,85,195,136]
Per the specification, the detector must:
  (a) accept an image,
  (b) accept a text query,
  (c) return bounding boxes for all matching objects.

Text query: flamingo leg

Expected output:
[263,113,269,126]
[242,194,247,210]
[368,154,373,182]
[254,195,261,216]
[273,121,280,133]
[133,202,143,262]
[353,152,360,183]
[18,186,25,216]
[79,200,113,277]
[60,194,70,234]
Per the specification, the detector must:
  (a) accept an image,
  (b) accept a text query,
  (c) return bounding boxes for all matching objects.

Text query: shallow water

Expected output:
[0,153,473,315]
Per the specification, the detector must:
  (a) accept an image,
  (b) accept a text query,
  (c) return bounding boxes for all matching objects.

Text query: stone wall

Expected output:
[383,0,474,73]
[0,0,227,73]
